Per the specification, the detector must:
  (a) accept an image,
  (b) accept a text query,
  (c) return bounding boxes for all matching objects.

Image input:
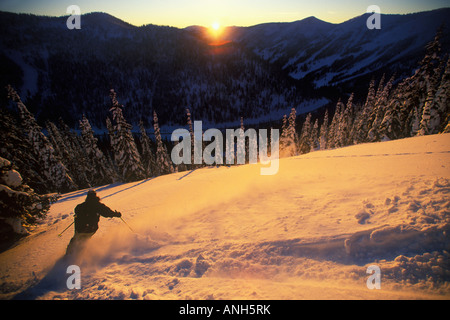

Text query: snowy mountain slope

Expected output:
[1,133,449,300]
[229,9,450,88]
[228,17,335,63]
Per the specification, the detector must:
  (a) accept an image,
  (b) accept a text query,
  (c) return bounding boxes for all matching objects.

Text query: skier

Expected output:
[66,189,122,255]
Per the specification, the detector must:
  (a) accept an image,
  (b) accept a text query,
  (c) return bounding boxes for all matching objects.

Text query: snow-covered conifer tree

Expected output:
[396,29,445,137]
[0,107,46,193]
[340,93,354,146]
[285,108,298,156]
[139,119,157,177]
[375,74,385,102]
[237,117,247,164]
[0,156,55,238]
[329,99,344,149]
[279,114,289,156]
[435,57,450,133]
[310,118,319,152]
[353,79,376,144]
[6,85,76,193]
[153,110,174,176]
[418,33,445,136]
[379,82,406,141]
[368,76,394,142]
[186,108,196,169]
[410,106,421,136]
[319,109,329,150]
[106,117,116,150]
[79,115,115,186]
[299,112,312,154]
[47,119,90,189]
[108,89,145,182]
[46,121,67,163]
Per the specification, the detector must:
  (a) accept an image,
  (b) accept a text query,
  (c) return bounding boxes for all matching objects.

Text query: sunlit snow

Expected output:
[1,133,449,299]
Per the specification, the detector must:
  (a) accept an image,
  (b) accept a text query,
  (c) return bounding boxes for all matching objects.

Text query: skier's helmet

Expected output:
[86,189,99,202]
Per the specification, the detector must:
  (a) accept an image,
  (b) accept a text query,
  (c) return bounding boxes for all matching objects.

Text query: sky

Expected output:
[0,0,448,28]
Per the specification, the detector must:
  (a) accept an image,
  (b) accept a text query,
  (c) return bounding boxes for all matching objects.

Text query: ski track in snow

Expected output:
[1,134,449,300]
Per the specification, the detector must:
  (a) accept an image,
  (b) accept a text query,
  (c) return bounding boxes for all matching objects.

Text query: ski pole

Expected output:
[120,217,135,233]
[58,221,74,237]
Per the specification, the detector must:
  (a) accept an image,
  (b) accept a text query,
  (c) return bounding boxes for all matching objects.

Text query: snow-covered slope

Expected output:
[229,9,450,88]
[1,133,449,300]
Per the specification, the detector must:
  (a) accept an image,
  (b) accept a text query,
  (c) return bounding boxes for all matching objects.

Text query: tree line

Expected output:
[279,31,449,158]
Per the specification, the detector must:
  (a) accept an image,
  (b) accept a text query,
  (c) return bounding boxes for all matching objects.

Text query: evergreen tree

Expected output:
[353,79,376,144]
[284,108,298,156]
[399,29,444,137]
[279,114,289,156]
[328,99,344,149]
[379,83,404,141]
[237,117,246,164]
[153,110,174,176]
[410,105,421,136]
[377,29,446,139]
[319,109,329,150]
[310,118,319,152]
[186,108,196,169]
[46,121,67,164]
[375,74,386,102]
[106,117,116,153]
[139,119,158,176]
[435,57,450,133]
[0,106,46,194]
[366,75,385,139]
[394,72,424,137]
[79,115,115,186]
[6,85,76,193]
[47,119,90,189]
[105,117,119,175]
[367,75,394,142]
[0,156,56,238]
[108,89,145,182]
[419,40,446,136]
[340,93,354,146]
[299,112,312,154]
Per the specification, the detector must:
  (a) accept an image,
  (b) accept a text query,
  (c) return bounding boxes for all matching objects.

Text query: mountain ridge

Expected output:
[0,8,448,129]
[229,8,450,87]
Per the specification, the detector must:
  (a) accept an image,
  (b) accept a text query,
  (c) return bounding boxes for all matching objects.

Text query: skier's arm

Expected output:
[74,204,81,217]
[97,203,121,218]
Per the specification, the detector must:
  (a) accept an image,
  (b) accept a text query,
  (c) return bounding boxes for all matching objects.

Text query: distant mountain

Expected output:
[0,11,314,129]
[228,9,450,89]
[0,9,449,130]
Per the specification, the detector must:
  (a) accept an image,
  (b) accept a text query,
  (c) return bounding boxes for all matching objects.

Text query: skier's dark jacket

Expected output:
[74,194,120,233]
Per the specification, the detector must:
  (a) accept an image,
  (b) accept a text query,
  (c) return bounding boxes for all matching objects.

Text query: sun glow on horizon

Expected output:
[0,0,447,29]
[212,22,220,30]
[208,21,231,47]
[209,21,224,38]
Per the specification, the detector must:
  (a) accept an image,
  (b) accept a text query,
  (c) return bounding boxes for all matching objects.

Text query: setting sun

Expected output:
[209,21,224,38]
[212,22,220,30]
